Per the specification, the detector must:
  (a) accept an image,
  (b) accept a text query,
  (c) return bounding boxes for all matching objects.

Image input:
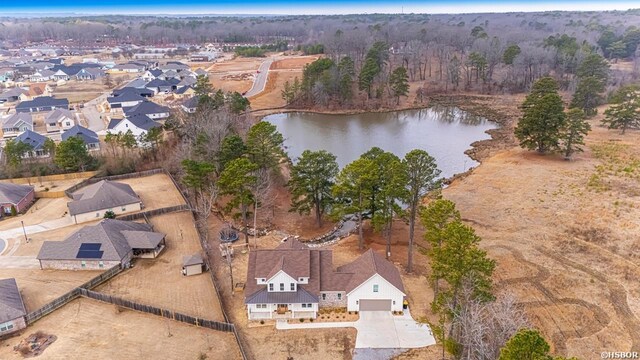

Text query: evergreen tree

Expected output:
[358,57,379,99]
[389,66,410,105]
[514,77,566,153]
[228,91,250,114]
[288,150,339,227]
[499,329,551,360]
[3,140,32,168]
[218,134,246,172]
[54,136,91,171]
[503,44,521,65]
[245,122,286,173]
[561,108,591,160]
[218,158,258,244]
[603,85,640,134]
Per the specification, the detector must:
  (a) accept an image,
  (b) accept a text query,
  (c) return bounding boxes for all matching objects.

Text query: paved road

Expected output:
[244,57,275,98]
[81,93,109,132]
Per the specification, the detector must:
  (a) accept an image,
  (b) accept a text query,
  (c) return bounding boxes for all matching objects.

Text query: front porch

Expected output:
[248,303,317,320]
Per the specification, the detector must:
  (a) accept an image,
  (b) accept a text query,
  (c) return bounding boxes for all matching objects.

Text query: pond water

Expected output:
[263,106,497,179]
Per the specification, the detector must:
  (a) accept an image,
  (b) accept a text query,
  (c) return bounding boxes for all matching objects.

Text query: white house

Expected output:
[107,114,161,139]
[244,239,405,320]
[45,108,76,133]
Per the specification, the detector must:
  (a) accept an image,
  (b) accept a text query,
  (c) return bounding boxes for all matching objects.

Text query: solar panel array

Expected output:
[76,243,104,259]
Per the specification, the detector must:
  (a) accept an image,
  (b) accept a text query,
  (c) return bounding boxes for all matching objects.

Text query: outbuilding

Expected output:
[182,253,205,276]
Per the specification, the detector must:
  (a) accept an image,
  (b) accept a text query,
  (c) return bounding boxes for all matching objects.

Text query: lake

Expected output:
[263,106,497,179]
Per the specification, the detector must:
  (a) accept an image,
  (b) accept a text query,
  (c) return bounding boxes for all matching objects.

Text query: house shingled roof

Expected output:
[0,278,27,323]
[67,180,140,216]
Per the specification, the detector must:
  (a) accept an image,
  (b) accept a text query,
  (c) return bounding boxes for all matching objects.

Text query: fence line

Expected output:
[78,289,235,332]
[25,265,123,325]
[64,168,167,198]
[3,171,97,185]
[116,204,190,221]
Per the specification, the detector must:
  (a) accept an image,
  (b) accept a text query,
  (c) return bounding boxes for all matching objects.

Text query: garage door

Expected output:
[359,299,392,311]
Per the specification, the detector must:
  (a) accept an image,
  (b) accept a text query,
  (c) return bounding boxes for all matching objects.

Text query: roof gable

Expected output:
[0,278,26,323]
[68,180,140,215]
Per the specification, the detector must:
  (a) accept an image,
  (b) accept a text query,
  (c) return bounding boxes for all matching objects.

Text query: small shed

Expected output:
[182,253,204,276]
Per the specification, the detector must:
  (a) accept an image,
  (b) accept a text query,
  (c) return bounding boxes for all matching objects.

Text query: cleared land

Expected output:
[0,269,98,311]
[117,173,187,210]
[0,298,242,360]
[249,57,317,111]
[97,211,224,321]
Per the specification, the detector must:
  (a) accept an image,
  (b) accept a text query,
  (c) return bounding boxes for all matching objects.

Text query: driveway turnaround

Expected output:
[276,309,435,350]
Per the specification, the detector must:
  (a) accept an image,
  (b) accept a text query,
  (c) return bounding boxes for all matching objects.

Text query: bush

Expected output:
[10,205,17,216]
[348,311,352,315]
[299,318,304,322]
[309,318,314,322]
[260,320,264,325]
[17,345,30,355]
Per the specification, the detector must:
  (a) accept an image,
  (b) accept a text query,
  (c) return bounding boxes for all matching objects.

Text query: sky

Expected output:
[0,0,638,15]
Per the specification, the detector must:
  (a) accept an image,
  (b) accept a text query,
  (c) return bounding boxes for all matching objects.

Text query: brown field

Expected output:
[96,211,224,321]
[0,269,99,311]
[438,100,640,358]
[118,173,187,210]
[209,57,263,72]
[270,56,319,70]
[0,298,242,360]
[249,71,301,110]
[53,81,112,104]
[210,72,253,94]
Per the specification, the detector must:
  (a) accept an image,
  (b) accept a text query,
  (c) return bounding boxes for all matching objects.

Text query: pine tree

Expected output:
[389,66,410,105]
[603,85,640,134]
[561,108,591,160]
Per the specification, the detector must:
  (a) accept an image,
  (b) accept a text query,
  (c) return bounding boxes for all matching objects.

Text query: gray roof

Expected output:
[337,249,406,294]
[0,182,34,205]
[68,180,140,216]
[123,78,148,89]
[124,114,161,131]
[245,287,318,305]
[183,253,203,267]
[15,130,47,150]
[2,112,32,129]
[61,125,99,145]
[45,108,75,124]
[15,96,69,111]
[0,278,26,323]
[38,219,164,262]
[124,101,170,117]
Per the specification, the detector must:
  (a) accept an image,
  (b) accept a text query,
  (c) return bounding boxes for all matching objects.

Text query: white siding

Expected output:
[109,119,148,138]
[266,270,297,292]
[346,274,405,312]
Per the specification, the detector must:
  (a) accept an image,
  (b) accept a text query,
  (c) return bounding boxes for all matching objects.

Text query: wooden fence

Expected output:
[34,190,67,199]
[64,168,166,198]
[25,265,123,325]
[2,171,97,185]
[77,289,235,333]
[116,204,190,221]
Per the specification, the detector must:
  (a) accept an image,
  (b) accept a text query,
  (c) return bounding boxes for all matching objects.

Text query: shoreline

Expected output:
[252,94,518,184]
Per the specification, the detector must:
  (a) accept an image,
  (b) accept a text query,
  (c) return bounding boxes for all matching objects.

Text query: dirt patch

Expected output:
[117,173,186,210]
[96,211,224,321]
[271,56,319,70]
[0,298,241,360]
[12,331,56,358]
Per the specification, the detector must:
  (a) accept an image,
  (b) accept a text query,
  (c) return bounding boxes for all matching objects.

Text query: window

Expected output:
[337,293,342,300]
[373,284,379,293]
[280,283,284,291]
[269,283,274,291]
[99,261,104,268]
[257,304,267,309]
[96,212,100,217]
[321,294,326,300]
[121,207,126,211]
[301,303,307,308]
[0,322,15,333]
[290,283,295,291]
[302,303,312,308]
[81,261,86,268]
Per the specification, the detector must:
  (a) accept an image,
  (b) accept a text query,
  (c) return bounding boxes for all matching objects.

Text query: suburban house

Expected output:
[244,239,406,320]
[67,180,142,224]
[15,96,69,113]
[29,69,55,82]
[0,88,28,103]
[181,97,198,113]
[26,83,52,99]
[142,69,163,81]
[1,113,33,139]
[61,125,100,151]
[75,67,105,81]
[0,278,27,336]
[122,78,149,89]
[123,101,171,120]
[174,85,195,99]
[107,114,161,139]
[107,89,148,110]
[14,130,51,159]
[0,182,35,215]
[145,79,174,94]
[44,108,76,133]
[110,63,146,73]
[37,219,166,270]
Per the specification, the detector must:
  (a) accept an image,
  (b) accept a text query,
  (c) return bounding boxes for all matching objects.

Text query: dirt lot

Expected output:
[0,298,242,360]
[118,173,187,210]
[0,269,98,311]
[53,81,112,104]
[249,57,318,111]
[97,211,224,321]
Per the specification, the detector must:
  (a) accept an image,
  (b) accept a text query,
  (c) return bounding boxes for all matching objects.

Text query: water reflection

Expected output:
[264,107,497,179]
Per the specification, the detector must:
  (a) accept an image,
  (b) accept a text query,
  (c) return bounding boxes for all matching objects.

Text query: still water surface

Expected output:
[264,106,497,179]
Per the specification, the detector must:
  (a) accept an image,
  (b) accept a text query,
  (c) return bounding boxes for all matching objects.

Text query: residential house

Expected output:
[142,69,163,81]
[0,182,35,215]
[181,96,198,113]
[174,85,195,99]
[26,83,52,99]
[37,219,166,270]
[52,66,82,81]
[14,130,51,158]
[67,180,142,224]
[62,125,100,151]
[110,63,146,73]
[123,101,170,120]
[244,239,405,320]
[145,79,174,94]
[107,114,161,139]
[194,68,208,77]
[29,69,55,82]
[177,76,197,88]
[107,89,147,110]
[76,67,105,81]
[15,96,68,113]
[45,108,76,133]
[160,61,190,72]
[0,88,28,103]
[122,78,149,89]
[1,113,32,139]
[158,69,180,80]
[0,278,27,336]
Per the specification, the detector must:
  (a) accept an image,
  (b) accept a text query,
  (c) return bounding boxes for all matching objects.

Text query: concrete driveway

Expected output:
[276,309,435,350]
[244,57,274,97]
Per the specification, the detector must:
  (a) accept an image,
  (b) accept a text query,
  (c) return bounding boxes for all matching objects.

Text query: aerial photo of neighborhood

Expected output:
[0,0,639,359]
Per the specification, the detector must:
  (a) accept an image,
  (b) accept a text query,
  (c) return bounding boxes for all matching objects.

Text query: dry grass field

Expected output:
[53,81,113,104]
[249,57,317,111]
[0,269,99,311]
[96,212,224,321]
[118,173,187,210]
[0,298,242,360]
